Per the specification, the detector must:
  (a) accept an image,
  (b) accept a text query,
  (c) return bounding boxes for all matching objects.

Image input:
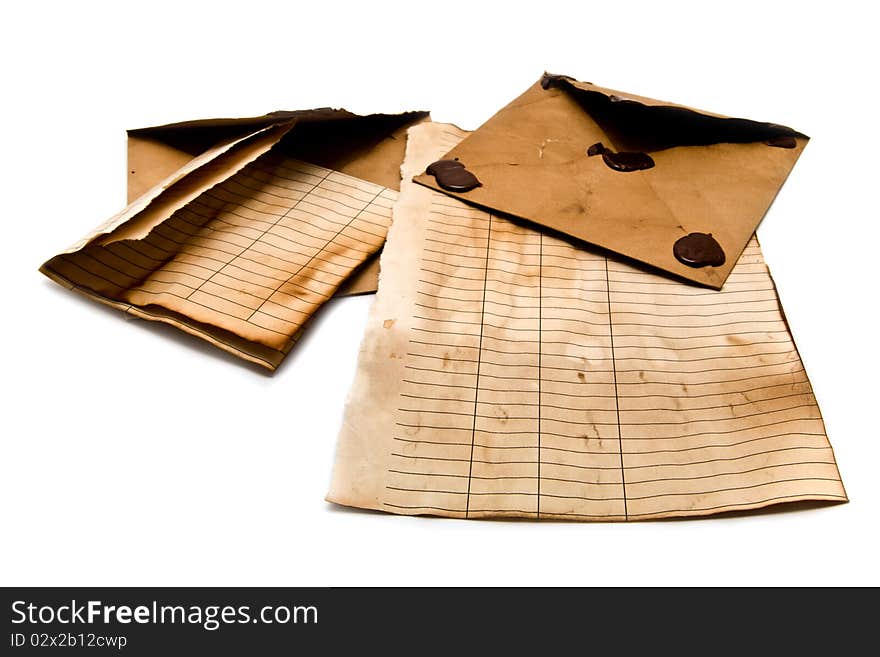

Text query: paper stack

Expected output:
[41,74,846,520]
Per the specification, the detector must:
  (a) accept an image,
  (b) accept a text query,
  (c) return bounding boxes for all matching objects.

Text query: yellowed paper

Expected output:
[327,123,846,520]
[126,134,383,298]
[42,137,395,370]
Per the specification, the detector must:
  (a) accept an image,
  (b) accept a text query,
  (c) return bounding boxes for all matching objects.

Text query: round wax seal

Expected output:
[426,159,482,193]
[426,159,464,175]
[673,232,726,268]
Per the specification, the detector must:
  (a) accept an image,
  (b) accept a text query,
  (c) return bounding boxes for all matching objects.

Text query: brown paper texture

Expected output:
[42,110,427,370]
[327,122,846,521]
[414,74,807,290]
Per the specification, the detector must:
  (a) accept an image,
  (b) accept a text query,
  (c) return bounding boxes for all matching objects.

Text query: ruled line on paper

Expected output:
[379,188,844,520]
[536,232,543,518]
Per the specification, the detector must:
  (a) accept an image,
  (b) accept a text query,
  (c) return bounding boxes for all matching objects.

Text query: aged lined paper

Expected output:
[327,123,846,520]
[42,141,396,369]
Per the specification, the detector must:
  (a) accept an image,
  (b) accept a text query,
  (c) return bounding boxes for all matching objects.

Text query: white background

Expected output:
[2,1,877,586]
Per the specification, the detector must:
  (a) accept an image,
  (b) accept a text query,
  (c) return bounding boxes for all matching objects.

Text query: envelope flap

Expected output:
[127,108,363,155]
[413,75,807,288]
[126,109,379,203]
[130,109,429,190]
[544,74,805,151]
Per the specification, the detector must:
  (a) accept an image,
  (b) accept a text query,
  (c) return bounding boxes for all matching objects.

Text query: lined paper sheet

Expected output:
[42,144,396,369]
[327,123,846,521]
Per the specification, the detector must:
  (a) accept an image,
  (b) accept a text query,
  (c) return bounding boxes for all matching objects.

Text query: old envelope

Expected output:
[414,73,807,289]
[41,109,428,370]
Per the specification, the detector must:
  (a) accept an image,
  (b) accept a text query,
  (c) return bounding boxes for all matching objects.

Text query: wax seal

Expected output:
[427,159,463,176]
[673,232,726,268]
[426,159,481,193]
[587,142,655,172]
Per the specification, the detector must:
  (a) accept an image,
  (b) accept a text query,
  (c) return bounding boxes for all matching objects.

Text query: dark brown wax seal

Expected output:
[426,159,481,192]
[765,136,797,149]
[427,159,463,175]
[587,142,655,172]
[603,151,655,172]
[587,142,607,157]
[673,232,726,268]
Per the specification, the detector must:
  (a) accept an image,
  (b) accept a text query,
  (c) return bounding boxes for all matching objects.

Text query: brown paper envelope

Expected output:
[42,109,428,370]
[127,109,430,295]
[413,74,807,289]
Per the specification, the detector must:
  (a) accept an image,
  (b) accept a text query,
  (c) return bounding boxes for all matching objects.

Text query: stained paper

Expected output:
[328,123,846,520]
